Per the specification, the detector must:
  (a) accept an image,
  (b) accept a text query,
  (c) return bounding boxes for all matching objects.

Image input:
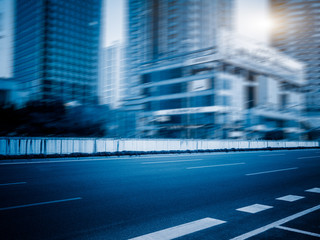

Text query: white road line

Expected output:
[0,182,27,186]
[276,195,304,202]
[186,162,245,170]
[306,187,320,193]
[259,154,285,157]
[230,204,320,240]
[129,217,226,240]
[298,156,320,159]
[236,204,273,214]
[275,226,320,238]
[142,159,203,164]
[0,197,82,211]
[246,167,298,176]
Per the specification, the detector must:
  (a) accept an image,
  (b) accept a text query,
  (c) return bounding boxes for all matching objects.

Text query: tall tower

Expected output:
[14,0,102,105]
[127,0,233,63]
[126,0,234,98]
[270,0,320,111]
[100,42,125,108]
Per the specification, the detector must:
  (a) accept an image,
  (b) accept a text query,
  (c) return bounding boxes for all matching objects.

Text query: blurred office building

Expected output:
[0,0,20,106]
[126,0,306,139]
[270,0,320,112]
[99,42,125,108]
[13,0,102,105]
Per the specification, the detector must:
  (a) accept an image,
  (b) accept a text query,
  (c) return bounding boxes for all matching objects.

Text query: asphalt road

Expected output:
[0,149,319,240]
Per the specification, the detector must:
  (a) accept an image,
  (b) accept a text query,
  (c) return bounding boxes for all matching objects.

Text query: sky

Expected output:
[104,0,271,47]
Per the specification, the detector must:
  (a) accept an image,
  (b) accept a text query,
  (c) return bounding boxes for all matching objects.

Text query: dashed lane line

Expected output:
[129,217,226,240]
[298,156,320,159]
[230,204,320,240]
[246,167,298,176]
[186,162,245,170]
[276,195,305,202]
[0,182,27,186]
[0,197,82,211]
[259,154,285,157]
[141,159,203,164]
[275,226,320,238]
[236,204,273,214]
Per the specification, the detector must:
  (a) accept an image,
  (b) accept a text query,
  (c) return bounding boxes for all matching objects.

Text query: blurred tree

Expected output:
[0,101,108,137]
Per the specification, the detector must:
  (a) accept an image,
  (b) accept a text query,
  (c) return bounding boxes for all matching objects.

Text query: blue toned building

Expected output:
[126,0,306,139]
[13,0,102,105]
[270,0,320,112]
[99,42,126,108]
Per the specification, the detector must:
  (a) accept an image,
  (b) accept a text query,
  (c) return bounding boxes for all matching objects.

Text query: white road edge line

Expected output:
[0,197,82,211]
[129,217,226,240]
[186,162,245,170]
[298,156,320,159]
[246,167,298,176]
[142,159,203,164]
[275,226,320,238]
[229,204,320,240]
[0,182,27,186]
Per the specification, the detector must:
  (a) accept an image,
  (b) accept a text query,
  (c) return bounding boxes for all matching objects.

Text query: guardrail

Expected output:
[0,137,318,156]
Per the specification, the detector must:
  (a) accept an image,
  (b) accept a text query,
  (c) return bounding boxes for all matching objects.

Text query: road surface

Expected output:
[0,149,319,239]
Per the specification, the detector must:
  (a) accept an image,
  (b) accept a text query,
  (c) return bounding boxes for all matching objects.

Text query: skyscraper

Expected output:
[0,0,14,78]
[270,0,320,111]
[14,0,102,105]
[126,0,305,139]
[126,0,234,97]
[99,42,125,108]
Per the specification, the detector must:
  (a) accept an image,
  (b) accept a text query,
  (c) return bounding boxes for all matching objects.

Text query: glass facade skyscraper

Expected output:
[270,0,320,111]
[126,0,305,139]
[14,0,101,105]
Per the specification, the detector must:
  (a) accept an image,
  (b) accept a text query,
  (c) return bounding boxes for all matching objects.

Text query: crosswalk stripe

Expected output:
[276,195,304,202]
[129,217,226,240]
[236,204,273,214]
[306,187,320,193]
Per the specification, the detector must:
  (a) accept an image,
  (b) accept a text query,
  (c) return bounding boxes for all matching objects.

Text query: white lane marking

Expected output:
[276,195,304,202]
[259,154,285,157]
[306,187,320,193]
[246,167,298,176]
[142,159,203,164]
[0,197,82,211]
[186,162,245,170]
[0,182,27,186]
[236,204,273,214]
[298,156,320,159]
[230,204,320,240]
[275,226,320,238]
[129,217,226,240]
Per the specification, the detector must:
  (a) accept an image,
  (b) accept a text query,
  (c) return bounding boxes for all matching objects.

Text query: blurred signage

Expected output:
[184,55,219,66]
[154,106,230,116]
[218,29,305,84]
[188,79,211,92]
[155,116,170,122]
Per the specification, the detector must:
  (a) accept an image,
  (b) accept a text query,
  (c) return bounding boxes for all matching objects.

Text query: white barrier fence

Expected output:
[0,137,318,156]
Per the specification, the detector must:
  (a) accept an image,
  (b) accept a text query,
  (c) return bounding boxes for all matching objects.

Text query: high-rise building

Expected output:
[270,0,320,111]
[0,0,14,78]
[99,42,125,108]
[14,0,102,105]
[126,0,234,98]
[127,0,306,139]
